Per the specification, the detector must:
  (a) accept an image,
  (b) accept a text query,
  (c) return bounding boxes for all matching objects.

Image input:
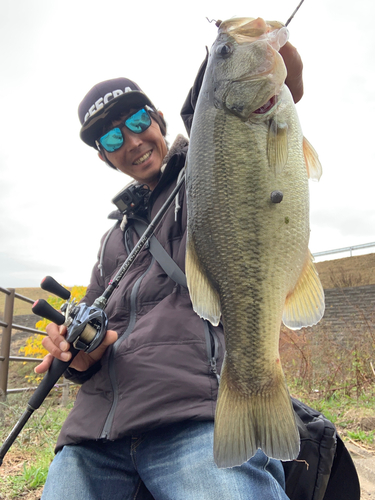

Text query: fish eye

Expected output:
[216,43,233,58]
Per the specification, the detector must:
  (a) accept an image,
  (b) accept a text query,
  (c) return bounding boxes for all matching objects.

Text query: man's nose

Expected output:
[122,128,142,149]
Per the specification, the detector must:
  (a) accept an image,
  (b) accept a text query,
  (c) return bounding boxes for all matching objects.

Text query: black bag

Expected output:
[283,398,360,500]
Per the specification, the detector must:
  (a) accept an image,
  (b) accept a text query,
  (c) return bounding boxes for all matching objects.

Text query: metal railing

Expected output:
[0,286,72,403]
[313,242,375,259]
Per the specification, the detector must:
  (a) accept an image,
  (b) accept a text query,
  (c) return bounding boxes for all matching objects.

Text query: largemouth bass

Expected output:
[185,17,325,468]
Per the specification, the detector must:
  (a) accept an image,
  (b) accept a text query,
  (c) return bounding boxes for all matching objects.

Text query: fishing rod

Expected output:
[0,173,185,466]
[285,0,305,26]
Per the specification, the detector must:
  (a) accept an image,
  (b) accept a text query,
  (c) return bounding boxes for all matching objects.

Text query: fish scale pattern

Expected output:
[185,17,320,467]
[187,98,308,464]
[188,105,309,393]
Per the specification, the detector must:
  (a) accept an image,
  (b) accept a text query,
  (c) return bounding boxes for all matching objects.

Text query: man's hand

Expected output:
[280,41,304,103]
[34,323,118,374]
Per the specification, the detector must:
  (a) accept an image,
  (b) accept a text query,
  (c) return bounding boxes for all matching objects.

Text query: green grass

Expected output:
[347,429,375,446]
[4,450,53,497]
[0,390,74,499]
[305,392,353,425]
[289,383,375,453]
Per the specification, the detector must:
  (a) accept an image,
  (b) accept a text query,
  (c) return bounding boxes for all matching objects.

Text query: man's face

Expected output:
[100,108,168,190]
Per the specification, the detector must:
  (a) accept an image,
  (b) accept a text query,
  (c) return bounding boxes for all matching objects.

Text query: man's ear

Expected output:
[158,110,164,118]
[97,150,117,170]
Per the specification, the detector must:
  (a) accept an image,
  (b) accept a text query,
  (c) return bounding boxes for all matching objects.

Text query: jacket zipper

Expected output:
[202,320,220,384]
[100,257,155,439]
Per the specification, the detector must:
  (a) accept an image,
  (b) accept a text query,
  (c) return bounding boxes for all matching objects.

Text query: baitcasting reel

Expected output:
[33,276,108,354]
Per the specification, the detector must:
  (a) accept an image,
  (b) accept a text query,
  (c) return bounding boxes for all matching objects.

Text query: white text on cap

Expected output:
[84,86,134,123]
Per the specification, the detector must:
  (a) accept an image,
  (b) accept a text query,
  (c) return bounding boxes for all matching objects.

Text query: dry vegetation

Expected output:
[0,288,51,317]
[280,253,375,462]
[315,253,375,289]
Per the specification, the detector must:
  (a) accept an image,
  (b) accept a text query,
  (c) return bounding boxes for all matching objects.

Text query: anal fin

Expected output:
[283,250,325,329]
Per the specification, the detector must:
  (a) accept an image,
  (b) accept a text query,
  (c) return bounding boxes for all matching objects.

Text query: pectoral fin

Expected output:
[283,250,325,329]
[186,233,221,326]
[268,120,288,175]
[303,137,322,181]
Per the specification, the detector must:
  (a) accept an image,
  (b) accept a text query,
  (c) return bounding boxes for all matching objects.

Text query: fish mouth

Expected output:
[253,95,278,114]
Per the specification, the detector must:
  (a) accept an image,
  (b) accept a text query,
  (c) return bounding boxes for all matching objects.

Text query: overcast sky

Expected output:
[1,0,374,288]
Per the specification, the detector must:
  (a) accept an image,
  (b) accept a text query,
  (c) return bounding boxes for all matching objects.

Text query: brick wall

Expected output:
[318,284,375,338]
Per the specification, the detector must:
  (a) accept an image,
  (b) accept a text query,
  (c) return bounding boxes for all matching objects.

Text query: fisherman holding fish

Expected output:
[36,19,309,500]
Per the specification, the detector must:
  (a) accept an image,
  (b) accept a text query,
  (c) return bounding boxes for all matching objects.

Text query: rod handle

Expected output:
[28,347,79,410]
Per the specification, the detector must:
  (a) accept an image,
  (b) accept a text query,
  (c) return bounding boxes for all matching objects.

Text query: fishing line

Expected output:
[206,17,222,27]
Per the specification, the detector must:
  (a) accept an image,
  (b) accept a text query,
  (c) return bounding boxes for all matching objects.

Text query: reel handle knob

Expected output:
[32,299,65,325]
[41,276,71,300]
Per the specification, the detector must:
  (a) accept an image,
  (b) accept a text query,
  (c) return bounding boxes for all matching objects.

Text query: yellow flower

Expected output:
[19,285,87,383]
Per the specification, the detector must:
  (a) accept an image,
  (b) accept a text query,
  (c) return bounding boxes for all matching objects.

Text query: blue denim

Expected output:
[41,420,289,500]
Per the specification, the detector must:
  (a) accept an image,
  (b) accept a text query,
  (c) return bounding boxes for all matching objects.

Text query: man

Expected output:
[36,43,304,500]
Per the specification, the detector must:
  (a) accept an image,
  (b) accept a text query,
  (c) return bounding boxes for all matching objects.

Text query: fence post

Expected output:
[0,288,15,401]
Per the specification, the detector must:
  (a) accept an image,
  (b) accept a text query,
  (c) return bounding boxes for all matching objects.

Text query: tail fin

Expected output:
[214,360,300,468]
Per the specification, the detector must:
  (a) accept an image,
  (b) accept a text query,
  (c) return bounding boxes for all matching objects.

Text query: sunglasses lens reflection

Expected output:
[100,128,123,152]
[126,109,152,133]
[99,109,152,152]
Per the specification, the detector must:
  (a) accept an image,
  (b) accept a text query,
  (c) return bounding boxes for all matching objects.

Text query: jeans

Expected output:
[41,420,289,500]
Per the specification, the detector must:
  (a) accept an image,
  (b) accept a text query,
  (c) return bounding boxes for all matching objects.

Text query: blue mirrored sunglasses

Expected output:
[96,107,153,153]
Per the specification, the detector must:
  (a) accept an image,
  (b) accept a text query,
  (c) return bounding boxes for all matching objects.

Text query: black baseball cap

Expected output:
[78,77,155,149]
